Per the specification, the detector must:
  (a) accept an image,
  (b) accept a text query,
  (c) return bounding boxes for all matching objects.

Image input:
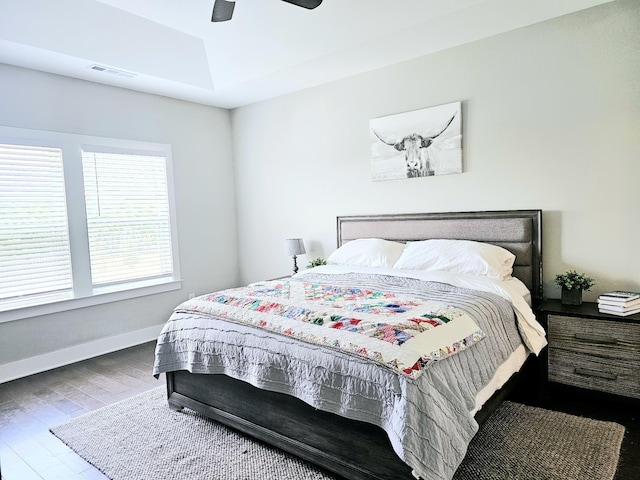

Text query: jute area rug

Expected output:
[50,386,625,480]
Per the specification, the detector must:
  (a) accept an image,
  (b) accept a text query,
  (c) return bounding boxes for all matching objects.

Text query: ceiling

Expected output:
[0,0,612,109]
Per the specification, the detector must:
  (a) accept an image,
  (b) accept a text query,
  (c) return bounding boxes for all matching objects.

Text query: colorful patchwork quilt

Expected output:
[174,278,485,379]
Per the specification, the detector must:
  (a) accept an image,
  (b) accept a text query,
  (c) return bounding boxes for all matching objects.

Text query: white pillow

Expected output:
[392,239,516,280]
[326,238,405,268]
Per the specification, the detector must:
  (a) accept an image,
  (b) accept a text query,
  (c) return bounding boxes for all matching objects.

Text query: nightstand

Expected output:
[537,300,640,400]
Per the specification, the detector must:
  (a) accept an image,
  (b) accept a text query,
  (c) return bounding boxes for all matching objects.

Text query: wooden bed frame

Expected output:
[164,210,543,480]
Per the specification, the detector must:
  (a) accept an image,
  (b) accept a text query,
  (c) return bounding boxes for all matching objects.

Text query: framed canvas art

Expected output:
[370,102,462,181]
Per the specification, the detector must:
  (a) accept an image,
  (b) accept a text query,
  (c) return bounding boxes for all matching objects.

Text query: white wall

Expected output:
[0,64,239,373]
[1,0,638,380]
[232,0,640,300]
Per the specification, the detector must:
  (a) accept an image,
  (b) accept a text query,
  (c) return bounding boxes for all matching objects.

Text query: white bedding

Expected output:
[472,343,528,415]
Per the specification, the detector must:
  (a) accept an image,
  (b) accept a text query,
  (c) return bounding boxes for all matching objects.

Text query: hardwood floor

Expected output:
[0,342,163,480]
[0,342,638,480]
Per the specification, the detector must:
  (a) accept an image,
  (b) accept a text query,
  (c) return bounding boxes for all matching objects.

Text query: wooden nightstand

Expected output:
[537,300,640,401]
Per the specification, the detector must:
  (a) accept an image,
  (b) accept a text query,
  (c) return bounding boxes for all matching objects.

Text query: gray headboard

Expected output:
[336,210,542,303]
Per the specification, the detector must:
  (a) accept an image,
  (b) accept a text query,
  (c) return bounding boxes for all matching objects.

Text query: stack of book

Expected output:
[597,290,640,316]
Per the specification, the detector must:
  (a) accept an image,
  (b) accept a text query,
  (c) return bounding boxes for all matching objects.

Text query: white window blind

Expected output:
[0,143,72,305]
[0,126,180,321]
[82,149,174,287]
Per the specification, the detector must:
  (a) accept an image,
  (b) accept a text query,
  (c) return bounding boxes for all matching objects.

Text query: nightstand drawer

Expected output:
[547,315,640,362]
[548,348,640,398]
[538,301,640,401]
[547,314,640,399]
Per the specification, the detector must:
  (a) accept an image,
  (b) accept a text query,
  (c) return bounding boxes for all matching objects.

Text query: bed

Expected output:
[153,210,545,480]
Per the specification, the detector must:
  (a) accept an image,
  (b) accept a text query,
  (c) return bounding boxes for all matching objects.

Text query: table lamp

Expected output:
[285,238,306,274]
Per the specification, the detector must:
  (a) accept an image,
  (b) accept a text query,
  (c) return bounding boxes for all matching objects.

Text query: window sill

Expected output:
[0,279,182,324]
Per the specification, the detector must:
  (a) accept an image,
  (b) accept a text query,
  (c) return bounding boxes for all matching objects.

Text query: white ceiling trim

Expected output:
[0,0,614,109]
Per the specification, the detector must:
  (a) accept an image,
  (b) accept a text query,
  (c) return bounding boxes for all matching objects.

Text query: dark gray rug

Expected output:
[50,387,624,480]
[453,400,624,480]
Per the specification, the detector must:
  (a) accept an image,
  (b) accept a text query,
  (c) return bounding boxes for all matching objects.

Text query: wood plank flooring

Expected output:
[0,342,162,480]
[0,342,638,480]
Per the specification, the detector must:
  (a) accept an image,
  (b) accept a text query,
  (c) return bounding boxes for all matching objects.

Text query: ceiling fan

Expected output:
[212,0,323,22]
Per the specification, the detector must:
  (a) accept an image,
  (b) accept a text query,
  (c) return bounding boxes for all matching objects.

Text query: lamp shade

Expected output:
[285,238,306,256]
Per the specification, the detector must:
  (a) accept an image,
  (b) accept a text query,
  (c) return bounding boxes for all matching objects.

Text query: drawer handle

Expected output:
[574,367,618,381]
[573,333,618,344]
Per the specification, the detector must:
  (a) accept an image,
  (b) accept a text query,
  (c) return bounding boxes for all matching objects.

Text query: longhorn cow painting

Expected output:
[370,102,462,181]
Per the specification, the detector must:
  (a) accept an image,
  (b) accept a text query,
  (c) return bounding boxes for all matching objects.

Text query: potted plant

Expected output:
[554,270,595,305]
[307,257,327,269]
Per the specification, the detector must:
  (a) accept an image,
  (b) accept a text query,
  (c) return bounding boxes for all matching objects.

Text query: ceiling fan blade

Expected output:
[281,0,323,10]
[211,0,235,22]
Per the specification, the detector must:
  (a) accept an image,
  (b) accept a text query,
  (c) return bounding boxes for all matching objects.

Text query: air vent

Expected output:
[88,64,136,79]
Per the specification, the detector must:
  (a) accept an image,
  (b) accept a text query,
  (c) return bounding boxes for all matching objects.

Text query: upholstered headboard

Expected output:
[336,210,542,303]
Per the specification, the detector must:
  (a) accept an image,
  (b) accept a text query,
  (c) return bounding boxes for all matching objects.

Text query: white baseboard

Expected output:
[0,323,165,384]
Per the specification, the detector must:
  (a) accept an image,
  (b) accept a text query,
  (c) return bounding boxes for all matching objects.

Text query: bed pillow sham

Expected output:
[326,238,405,268]
[392,239,516,280]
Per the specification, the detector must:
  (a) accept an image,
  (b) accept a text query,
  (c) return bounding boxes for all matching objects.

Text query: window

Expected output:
[0,143,73,306]
[0,127,180,322]
[82,148,174,287]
